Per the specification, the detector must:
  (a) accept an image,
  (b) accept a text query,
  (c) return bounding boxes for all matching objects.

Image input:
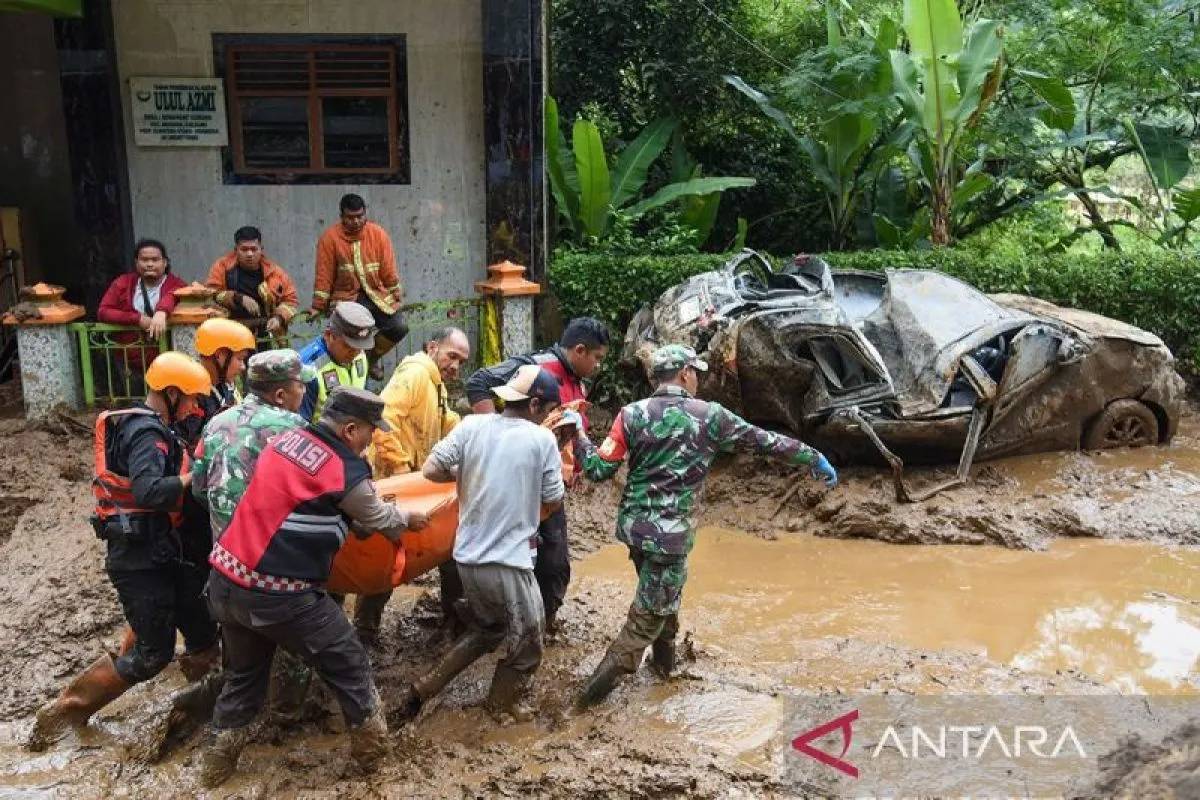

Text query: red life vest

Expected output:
[92,408,187,527]
[211,425,371,591]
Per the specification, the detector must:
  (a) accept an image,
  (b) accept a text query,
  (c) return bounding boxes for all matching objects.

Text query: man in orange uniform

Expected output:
[310,194,408,376]
[206,226,300,337]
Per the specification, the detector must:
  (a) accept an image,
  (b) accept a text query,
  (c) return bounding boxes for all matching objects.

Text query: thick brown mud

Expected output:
[0,413,1196,797]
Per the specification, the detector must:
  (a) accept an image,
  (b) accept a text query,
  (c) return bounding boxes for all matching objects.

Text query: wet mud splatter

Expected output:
[0,412,1195,797]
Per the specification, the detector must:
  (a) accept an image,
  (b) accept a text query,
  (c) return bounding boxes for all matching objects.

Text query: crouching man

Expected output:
[198,387,428,787]
[395,365,565,723]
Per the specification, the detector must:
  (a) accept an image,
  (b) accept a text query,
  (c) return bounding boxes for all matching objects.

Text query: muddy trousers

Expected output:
[413,563,544,700]
[356,292,408,361]
[206,573,378,731]
[352,561,464,638]
[534,508,570,624]
[604,549,686,673]
[109,563,219,684]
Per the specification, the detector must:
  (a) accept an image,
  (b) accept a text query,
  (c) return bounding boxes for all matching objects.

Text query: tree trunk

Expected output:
[1075,189,1122,250]
[930,176,952,246]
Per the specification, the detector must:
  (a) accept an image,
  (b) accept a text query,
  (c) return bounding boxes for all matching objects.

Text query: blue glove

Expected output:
[810,453,838,488]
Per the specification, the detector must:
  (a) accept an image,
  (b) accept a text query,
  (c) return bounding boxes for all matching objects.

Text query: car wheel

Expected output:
[1082,399,1159,450]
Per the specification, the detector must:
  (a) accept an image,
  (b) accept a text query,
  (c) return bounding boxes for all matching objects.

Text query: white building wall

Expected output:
[111,0,486,304]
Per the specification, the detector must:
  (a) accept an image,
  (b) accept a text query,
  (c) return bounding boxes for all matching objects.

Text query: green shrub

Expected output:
[549,248,1200,406]
[549,251,728,402]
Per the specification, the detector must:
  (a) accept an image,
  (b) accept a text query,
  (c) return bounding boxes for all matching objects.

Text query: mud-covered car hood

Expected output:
[989,293,1166,347]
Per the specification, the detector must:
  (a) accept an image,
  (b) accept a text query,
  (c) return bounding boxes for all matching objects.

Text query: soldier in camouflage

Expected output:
[192,350,317,537]
[573,344,838,708]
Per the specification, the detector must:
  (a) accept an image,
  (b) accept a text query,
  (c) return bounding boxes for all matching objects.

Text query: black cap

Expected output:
[323,386,391,431]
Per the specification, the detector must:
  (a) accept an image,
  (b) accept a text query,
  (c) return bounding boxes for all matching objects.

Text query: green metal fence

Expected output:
[70,322,170,407]
[68,298,486,408]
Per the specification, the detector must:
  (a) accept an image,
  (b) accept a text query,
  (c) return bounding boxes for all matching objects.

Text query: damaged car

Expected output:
[623,250,1186,501]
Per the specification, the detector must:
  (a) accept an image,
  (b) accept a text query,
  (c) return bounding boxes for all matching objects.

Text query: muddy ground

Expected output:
[0,411,1196,797]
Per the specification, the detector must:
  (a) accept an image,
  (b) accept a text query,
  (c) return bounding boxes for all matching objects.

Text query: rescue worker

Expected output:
[199,387,429,787]
[206,226,300,337]
[28,352,219,751]
[192,349,316,538]
[310,194,408,376]
[175,317,256,450]
[298,301,374,423]
[463,317,609,634]
[355,326,471,645]
[573,345,839,708]
[395,366,565,723]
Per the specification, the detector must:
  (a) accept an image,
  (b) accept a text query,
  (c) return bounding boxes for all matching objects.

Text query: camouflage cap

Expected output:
[246,349,318,384]
[650,344,708,373]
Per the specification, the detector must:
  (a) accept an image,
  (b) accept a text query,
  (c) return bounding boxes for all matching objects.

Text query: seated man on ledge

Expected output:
[205,225,300,337]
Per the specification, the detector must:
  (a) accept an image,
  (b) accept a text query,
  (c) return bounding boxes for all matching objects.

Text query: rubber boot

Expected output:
[27,653,131,751]
[177,643,221,682]
[388,684,423,726]
[348,706,389,773]
[485,664,534,723]
[412,633,489,701]
[575,652,631,710]
[198,726,252,788]
[118,627,136,657]
[352,592,391,648]
[650,638,676,680]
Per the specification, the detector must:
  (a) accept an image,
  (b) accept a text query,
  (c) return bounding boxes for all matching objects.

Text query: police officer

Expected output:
[573,345,839,708]
[199,387,428,787]
[298,301,374,422]
[29,352,218,751]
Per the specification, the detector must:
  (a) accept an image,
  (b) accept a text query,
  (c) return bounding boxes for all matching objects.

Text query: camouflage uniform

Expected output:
[192,351,315,538]
[579,344,825,679]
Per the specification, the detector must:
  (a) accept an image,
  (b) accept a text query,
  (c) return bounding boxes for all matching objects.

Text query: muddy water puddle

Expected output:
[576,529,1200,695]
[996,420,1200,499]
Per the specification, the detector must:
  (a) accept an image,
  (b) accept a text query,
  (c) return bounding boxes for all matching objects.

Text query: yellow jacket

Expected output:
[367,352,460,477]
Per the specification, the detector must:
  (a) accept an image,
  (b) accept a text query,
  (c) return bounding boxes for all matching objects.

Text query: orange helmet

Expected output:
[145,351,212,396]
[196,318,256,356]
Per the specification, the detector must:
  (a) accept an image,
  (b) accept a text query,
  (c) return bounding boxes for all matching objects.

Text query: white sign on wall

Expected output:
[130,77,228,147]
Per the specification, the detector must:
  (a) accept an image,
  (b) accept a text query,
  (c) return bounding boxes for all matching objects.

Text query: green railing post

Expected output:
[70,322,96,408]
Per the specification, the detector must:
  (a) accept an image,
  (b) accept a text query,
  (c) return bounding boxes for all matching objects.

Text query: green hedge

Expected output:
[548,249,1200,389]
[824,249,1200,372]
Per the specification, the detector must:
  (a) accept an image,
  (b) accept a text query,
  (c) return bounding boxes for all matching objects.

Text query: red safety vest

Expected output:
[211,425,370,591]
[92,408,187,527]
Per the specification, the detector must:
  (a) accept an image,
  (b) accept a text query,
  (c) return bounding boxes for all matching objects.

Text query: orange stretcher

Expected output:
[326,473,459,595]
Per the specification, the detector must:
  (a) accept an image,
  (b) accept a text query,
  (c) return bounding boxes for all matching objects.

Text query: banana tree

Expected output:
[890,0,1004,245]
[545,97,755,243]
[725,10,899,250]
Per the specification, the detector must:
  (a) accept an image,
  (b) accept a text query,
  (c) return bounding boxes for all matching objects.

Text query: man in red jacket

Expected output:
[97,239,186,388]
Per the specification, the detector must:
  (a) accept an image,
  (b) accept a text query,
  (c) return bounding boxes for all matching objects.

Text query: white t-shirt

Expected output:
[428,414,564,570]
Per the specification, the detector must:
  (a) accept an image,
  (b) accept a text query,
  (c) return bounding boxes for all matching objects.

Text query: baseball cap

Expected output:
[247,349,318,384]
[492,364,561,404]
[328,302,377,350]
[323,386,391,431]
[650,344,708,373]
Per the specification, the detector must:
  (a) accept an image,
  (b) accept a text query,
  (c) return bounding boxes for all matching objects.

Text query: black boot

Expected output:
[650,638,676,680]
[575,653,630,710]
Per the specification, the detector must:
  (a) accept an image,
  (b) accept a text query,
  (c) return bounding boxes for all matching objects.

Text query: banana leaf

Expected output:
[572,120,612,238]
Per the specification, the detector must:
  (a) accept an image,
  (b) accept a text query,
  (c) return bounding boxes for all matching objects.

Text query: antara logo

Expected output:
[792,710,860,778]
[792,709,1090,779]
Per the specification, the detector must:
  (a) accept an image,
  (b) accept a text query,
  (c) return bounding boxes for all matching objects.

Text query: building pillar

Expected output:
[169,283,226,358]
[475,261,540,359]
[2,283,85,419]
